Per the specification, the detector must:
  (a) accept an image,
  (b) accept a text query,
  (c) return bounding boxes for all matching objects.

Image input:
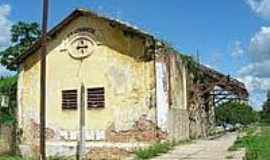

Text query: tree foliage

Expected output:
[215,101,258,126]
[0,76,17,125]
[261,90,270,122]
[0,76,17,93]
[0,22,41,71]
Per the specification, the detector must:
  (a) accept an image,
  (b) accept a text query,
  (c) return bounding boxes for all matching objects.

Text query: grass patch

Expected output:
[0,155,74,160]
[0,155,28,160]
[229,123,270,160]
[134,140,191,160]
[0,155,75,160]
[226,155,234,159]
[48,156,73,160]
[134,141,173,160]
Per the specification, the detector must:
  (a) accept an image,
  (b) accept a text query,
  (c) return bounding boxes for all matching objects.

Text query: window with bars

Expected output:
[62,90,78,110]
[87,87,105,108]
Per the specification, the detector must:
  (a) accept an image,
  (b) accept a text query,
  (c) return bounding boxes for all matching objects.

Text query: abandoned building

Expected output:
[14,9,248,159]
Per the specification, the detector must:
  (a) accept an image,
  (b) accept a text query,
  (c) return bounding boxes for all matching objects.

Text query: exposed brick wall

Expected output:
[31,120,56,141]
[106,115,167,143]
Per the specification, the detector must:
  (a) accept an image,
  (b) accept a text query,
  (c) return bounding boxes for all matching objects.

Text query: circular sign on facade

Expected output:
[67,35,96,59]
[63,28,98,59]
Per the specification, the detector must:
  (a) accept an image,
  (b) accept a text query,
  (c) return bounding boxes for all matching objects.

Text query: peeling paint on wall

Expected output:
[17,66,24,129]
[156,61,169,132]
[113,105,155,132]
[106,115,166,143]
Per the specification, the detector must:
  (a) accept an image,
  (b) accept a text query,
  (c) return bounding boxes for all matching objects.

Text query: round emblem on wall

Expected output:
[66,35,97,59]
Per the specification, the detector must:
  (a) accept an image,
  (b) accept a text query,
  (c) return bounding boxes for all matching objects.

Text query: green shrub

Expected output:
[216,102,258,126]
[261,90,270,123]
[134,141,173,160]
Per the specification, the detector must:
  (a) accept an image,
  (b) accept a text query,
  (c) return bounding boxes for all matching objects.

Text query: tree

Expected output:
[216,101,258,126]
[0,22,41,71]
[261,90,270,122]
[0,76,17,153]
[0,76,17,125]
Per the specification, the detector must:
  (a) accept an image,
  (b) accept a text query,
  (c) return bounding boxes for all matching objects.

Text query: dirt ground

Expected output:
[150,132,245,160]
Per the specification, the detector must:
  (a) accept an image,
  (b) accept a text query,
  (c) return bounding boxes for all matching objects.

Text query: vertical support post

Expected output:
[153,40,158,140]
[78,84,86,160]
[167,54,172,107]
[40,0,48,159]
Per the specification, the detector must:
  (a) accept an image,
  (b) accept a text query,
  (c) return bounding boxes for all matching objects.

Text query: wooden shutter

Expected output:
[87,87,105,108]
[62,90,78,110]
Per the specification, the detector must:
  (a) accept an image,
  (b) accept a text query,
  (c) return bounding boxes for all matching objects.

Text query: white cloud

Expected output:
[238,60,270,78]
[0,4,12,77]
[244,1,270,108]
[246,0,270,19]
[237,26,270,109]
[238,76,270,93]
[231,41,244,57]
[249,26,270,62]
[237,75,269,109]
[0,4,11,50]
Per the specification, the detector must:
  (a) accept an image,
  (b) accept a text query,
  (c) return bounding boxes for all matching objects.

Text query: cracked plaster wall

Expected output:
[18,15,156,158]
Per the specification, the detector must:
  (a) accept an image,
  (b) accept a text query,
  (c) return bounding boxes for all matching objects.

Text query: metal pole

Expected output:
[40,0,49,159]
[78,84,86,160]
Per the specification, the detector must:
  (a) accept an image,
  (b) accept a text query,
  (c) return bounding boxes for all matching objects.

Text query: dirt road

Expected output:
[150,132,245,160]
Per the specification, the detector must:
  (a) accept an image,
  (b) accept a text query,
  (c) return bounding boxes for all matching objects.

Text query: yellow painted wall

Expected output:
[19,14,155,144]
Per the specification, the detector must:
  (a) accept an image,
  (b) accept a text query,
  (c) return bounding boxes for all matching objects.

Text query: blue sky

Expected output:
[0,0,270,109]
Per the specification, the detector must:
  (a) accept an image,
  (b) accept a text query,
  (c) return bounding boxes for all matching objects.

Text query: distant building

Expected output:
[15,9,248,159]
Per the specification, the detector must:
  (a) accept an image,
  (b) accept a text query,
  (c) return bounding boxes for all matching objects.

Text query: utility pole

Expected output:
[196,48,200,63]
[78,84,86,160]
[40,0,49,159]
